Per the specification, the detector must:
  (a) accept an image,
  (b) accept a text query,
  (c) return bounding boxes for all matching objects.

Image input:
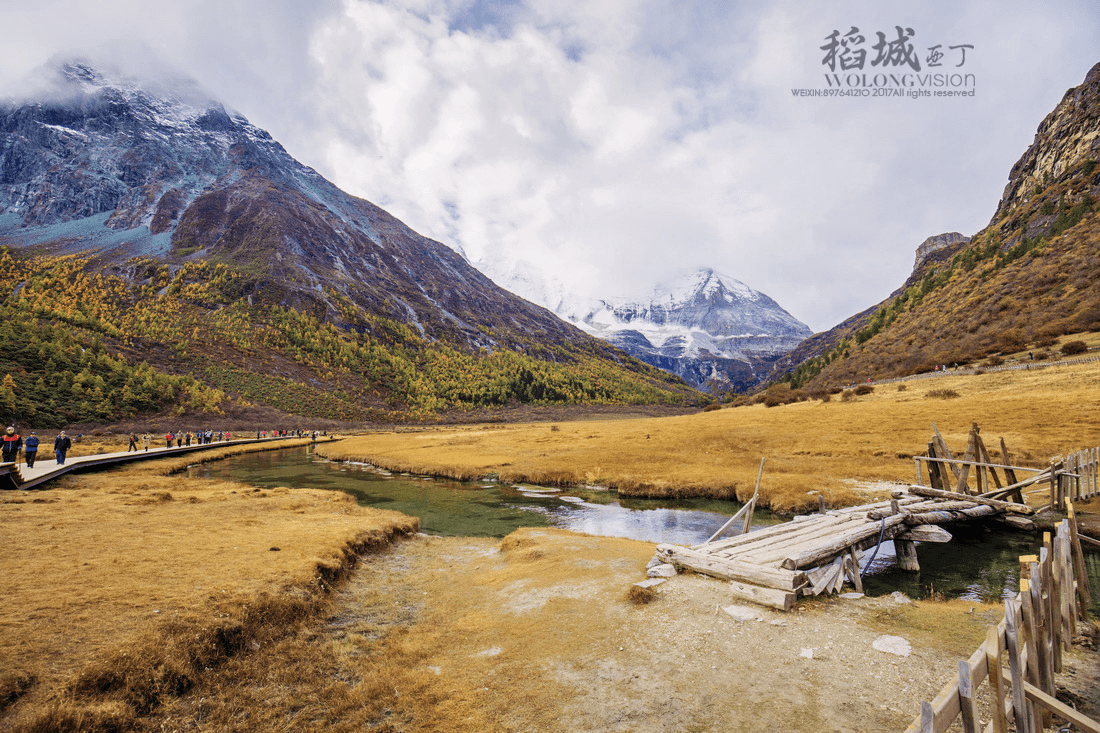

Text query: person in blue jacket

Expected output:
[54,431,72,465]
[24,432,39,468]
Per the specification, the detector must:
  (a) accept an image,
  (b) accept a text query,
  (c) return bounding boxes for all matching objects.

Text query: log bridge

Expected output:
[655,485,1035,612]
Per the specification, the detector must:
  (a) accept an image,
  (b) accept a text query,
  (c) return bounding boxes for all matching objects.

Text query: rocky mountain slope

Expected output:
[770,62,1100,391]
[0,60,701,424]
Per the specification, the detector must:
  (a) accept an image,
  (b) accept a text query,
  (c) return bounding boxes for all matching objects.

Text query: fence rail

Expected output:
[904,503,1097,733]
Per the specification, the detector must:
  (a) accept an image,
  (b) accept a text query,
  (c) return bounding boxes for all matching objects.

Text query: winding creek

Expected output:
[186,445,1100,613]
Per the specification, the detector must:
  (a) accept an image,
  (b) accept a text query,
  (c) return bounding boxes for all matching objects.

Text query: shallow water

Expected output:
[186,446,1100,611]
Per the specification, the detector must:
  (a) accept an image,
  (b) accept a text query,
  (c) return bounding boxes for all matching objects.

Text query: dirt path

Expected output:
[317,528,1056,733]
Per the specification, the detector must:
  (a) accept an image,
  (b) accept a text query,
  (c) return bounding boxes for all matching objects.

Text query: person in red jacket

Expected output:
[2,426,22,463]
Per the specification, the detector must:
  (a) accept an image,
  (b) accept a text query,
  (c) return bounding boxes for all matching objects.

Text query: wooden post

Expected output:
[1005,598,1033,733]
[1067,501,1094,619]
[1029,562,1054,730]
[986,624,1008,733]
[1050,459,1059,512]
[977,434,1003,489]
[847,545,863,593]
[958,658,979,733]
[955,423,979,495]
[895,539,920,572]
[1003,440,1016,484]
[926,442,940,489]
[933,423,962,482]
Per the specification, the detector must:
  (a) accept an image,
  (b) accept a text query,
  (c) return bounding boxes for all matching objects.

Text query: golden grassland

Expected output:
[0,443,419,732]
[316,360,1100,513]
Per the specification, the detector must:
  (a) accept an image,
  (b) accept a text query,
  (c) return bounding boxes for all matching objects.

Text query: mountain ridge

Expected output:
[0,59,703,425]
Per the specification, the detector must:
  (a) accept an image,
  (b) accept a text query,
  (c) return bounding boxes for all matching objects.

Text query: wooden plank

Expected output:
[958,659,979,733]
[697,513,841,552]
[1067,501,1094,617]
[1022,681,1100,733]
[907,485,1033,514]
[979,468,1051,501]
[655,544,806,591]
[986,624,1007,733]
[734,515,870,564]
[1005,597,1033,733]
[780,514,907,570]
[727,580,796,612]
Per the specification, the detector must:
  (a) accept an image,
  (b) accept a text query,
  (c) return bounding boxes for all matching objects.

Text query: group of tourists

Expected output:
[1,425,328,471]
[1,427,72,467]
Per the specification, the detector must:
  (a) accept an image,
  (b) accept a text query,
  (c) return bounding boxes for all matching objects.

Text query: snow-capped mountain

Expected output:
[483,264,813,393]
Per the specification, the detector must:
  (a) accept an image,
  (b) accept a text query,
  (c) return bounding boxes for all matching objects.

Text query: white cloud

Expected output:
[2,0,1099,331]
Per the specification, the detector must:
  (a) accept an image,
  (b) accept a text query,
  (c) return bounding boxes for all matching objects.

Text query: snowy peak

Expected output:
[478,262,812,393]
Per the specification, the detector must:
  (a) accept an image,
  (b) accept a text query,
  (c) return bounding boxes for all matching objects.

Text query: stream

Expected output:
[186,445,1100,612]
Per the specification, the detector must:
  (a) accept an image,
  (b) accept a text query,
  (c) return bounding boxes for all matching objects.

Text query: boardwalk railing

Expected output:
[904,504,1097,733]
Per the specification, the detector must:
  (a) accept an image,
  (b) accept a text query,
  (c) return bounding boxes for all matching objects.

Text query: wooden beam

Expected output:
[1022,681,1100,733]
[895,525,952,543]
[728,580,796,612]
[655,544,807,591]
[907,485,1033,514]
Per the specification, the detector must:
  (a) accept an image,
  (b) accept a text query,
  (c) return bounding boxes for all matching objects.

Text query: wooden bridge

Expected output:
[656,484,1036,611]
[655,426,1100,612]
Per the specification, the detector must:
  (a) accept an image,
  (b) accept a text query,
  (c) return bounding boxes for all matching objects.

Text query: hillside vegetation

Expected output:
[0,249,701,427]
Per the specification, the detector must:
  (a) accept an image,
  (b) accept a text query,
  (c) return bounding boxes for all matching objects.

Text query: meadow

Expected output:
[0,440,419,731]
[318,359,1100,513]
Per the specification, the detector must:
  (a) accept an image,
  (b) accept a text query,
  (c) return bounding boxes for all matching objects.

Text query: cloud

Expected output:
[2,0,1099,331]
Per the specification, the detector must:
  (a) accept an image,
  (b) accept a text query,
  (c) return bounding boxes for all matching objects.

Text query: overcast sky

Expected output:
[2,1,1098,332]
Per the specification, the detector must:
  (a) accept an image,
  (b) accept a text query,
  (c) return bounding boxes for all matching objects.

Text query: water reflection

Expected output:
[185,446,763,545]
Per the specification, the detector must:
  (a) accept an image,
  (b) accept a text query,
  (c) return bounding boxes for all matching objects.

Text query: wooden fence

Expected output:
[904,503,1097,733]
[1055,448,1100,511]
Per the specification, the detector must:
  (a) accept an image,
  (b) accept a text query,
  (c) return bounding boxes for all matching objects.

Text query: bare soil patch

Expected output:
[142,528,1100,732]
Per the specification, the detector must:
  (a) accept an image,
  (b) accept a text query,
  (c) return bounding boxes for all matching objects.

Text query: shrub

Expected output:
[1034,351,1050,361]
[702,403,722,412]
[841,390,856,402]
[986,355,1004,367]
[896,384,908,392]
[926,389,961,399]
[1034,336,1057,349]
[853,384,874,396]
[1061,340,1088,356]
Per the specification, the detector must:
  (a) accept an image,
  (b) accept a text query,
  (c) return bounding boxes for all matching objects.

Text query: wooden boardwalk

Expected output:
[656,485,1036,612]
[0,437,289,490]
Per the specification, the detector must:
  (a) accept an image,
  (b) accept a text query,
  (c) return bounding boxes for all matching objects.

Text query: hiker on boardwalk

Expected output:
[142,432,151,451]
[54,431,71,465]
[166,431,174,449]
[24,432,39,468]
[128,433,138,451]
[2,427,22,463]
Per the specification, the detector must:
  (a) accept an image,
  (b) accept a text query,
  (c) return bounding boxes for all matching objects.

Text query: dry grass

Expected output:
[317,360,1100,513]
[0,449,419,731]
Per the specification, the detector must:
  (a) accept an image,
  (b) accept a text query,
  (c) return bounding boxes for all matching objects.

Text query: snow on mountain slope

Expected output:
[479,262,813,393]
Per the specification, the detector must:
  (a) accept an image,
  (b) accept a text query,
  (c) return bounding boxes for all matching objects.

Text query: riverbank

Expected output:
[315,359,1100,513]
[0,447,418,731]
[144,529,1100,732]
